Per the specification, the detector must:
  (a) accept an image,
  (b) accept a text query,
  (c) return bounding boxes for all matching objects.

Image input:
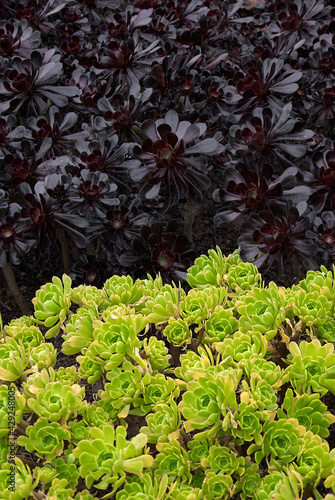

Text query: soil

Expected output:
[1,197,334,499]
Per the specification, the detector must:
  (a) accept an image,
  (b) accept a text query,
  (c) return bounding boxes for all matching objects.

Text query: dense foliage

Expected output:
[1,247,335,499]
[1,0,335,307]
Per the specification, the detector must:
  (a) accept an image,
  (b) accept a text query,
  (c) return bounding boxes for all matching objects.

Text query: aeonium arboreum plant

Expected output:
[73,425,153,492]
[33,274,72,338]
[130,109,224,210]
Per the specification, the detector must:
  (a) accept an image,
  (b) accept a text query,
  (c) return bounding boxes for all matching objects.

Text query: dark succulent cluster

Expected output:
[0,0,335,306]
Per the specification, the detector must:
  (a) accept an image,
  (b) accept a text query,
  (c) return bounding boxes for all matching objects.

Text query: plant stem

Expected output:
[1,261,31,315]
[183,192,198,243]
[56,228,71,275]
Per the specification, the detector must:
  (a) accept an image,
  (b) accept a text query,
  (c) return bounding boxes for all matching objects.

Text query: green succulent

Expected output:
[74,491,95,500]
[115,473,169,500]
[153,440,191,484]
[163,318,192,346]
[34,455,80,491]
[186,246,242,289]
[82,403,114,428]
[223,402,263,445]
[203,306,239,344]
[180,286,227,326]
[234,460,261,500]
[22,366,80,400]
[143,284,186,325]
[202,472,234,499]
[277,388,335,438]
[28,342,57,371]
[33,274,72,338]
[235,282,286,340]
[248,418,305,466]
[44,477,76,499]
[0,439,7,467]
[240,357,283,389]
[17,417,71,462]
[293,290,332,327]
[215,330,269,363]
[5,325,43,349]
[0,458,39,500]
[255,469,303,500]
[241,374,278,416]
[314,320,335,343]
[298,265,335,310]
[227,261,262,293]
[68,420,90,445]
[0,337,27,381]
[100,360,145,418]
[26,381,86,422]
[0,384,24,438]
[140,401,181,444]
[71,285,104,306]
[4,315,37,335]
[77,348,105,383]
[174,345,237,383]
[283,338,335,396]
[141,336,171,372]
[178,372,239,438]
[103,275,147,309]
[167,482,203,500]
[134,373,180,416]
[73,425,153,491]
[90,315,147,370]
[201,444,245,476]
[62,305,98,355]
[292,431,335,488]
[187,438,213,467]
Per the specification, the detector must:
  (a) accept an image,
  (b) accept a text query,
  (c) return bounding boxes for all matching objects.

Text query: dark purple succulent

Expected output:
[238,201,317,275]
[27,106,89,158]
[224,58,303,114]
[96,30,161,86]
[15,180,87,254]
[213,154,309,223]
[63,169,120,220]
[0,203,36,267]
[70,254,107,286]
[228,103,314,169]
[75,134,139,193]
[131,110,224,209]
[118,219,196,283]
[0,50,80,115]
[0,19,40,59]
[313,211,335,261]
[87,195,149,250]
[303,148,335,212]
[0,114,30,158]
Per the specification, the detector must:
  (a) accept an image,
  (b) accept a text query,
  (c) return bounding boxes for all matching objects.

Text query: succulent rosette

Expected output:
[180,286,228,326]
[0,459,39,500]
[163,318,192,346]
[25,381,86,422]
[187,247,242,289]
[235,282,286,340]
[28,343,57,371]
[140,400,181,444]
[17,417,71,462]
[204,306,239,344]
[153,440,191,484]
[33,274,72,338]
[248,418,305,466]
[131,110,224,209]
[141,336,171,372]
[283,338,335,396]
[115,473,169,500]
[0,337,27,381]
[293,290,332,327]
[73,425,153,491]
[62,306,97,356]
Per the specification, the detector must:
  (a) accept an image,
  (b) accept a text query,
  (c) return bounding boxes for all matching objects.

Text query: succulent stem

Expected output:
[1,261,31,315]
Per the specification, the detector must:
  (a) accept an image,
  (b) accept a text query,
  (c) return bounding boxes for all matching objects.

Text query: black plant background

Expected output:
[1,0,335,323]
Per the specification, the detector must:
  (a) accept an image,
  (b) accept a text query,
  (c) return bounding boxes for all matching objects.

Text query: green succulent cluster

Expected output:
[1,247,335,499]
[33,274,72,338]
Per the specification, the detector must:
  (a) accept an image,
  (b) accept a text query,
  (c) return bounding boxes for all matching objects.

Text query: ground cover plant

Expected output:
[0,0,335,315]
[0,247,335,499]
